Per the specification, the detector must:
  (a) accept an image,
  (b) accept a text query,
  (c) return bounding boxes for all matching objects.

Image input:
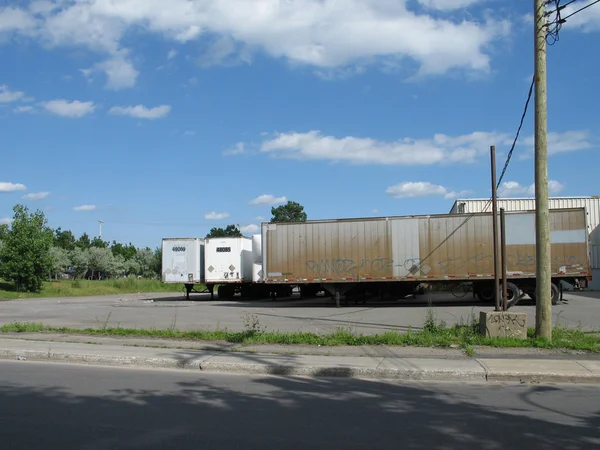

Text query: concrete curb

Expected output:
[3,346,600,384]
[0,348,199,371]
[0,348,486,382]
[484,372,600,384]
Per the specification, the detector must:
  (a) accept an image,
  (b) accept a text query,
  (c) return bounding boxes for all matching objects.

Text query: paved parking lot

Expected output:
[1,290,599,335]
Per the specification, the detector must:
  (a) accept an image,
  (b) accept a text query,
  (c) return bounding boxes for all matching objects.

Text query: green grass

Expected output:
[0,278,197,300]
[2,317,599,351]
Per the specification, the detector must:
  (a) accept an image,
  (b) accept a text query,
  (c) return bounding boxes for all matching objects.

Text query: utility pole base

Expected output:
[479,311,528,340]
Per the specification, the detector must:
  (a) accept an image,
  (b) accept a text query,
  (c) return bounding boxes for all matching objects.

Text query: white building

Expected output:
[449,196,600,290]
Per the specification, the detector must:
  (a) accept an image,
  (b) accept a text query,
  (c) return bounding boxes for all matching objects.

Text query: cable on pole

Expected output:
[397,76,536,280]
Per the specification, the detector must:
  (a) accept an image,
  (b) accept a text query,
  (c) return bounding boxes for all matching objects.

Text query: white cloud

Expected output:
[255,216,265,221]
[253,128,596,167]
[260,130,508,166]
[109,104,171,119]
[0,217,13,225]
[240,224,259,234]
[41,99,96,118]
[520,130,593,156]
[0,182,27,193]
[0,7,35,33]
[167,49,178,60]
[2,1,509,79]
[73,204,97,211]
[0,85,25,103]
[183,130,196,136]
[561,1,600,32]
[386,181,470,199]
[498,180,565,197]
[13,105,35,114]
[223,142,246,156]
[197,35,252,68]
[249,194,288,206]
[418,0,485,11]
[205,211,231,220]
[22,192,50,200]
[89,54,139,90]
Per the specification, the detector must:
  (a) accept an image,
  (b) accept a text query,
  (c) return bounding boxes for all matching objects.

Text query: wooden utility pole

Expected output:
[490,146,500,312]
[534,0,552,340]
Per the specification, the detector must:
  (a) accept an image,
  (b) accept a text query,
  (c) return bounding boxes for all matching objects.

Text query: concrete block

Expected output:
[479,311,527,339]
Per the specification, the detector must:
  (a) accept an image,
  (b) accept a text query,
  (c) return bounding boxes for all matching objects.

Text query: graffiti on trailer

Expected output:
[303,253,583,277]
[504,253,581,269]
[551,255,582,269]
[305,257,393,277]
[437,253,493,274]
[504,251,535,268]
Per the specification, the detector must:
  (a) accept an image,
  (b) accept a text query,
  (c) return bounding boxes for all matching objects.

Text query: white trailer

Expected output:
[204,236,254,298]
[161,238,205,298]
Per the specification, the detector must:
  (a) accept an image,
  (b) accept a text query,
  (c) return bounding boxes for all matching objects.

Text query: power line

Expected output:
[497,75,535,188]
[398,77,536,280]
[544,0,600,44]
[562,0,600,20]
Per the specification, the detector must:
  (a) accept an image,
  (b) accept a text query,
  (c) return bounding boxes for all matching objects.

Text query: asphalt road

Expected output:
[0,290,598,335]
[0,361,599,449]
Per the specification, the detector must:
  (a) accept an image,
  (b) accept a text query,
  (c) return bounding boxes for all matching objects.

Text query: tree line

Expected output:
[0,205,161,292]
[0,201,307,292]
[205,201,307,238]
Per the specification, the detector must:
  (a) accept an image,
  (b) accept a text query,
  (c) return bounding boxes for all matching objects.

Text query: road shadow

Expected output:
[1,362,600,449]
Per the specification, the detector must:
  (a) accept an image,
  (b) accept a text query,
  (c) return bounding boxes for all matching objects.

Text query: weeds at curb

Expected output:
[2,305,599,352]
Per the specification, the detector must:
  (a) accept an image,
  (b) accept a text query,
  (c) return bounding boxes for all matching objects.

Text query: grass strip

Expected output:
[2,321,598,352]
[0,279,196,300]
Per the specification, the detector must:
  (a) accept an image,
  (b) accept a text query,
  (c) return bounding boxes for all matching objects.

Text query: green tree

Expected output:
[151,246,162,279]
[111,241,137,260]
[205,224,243,239]
[90,236,109,248]
[135,247,156,278]
[270,201,307,223]
[0,205,55,292]
[88,247,119,279]
[76,232,91,249]
[70,247,90,279]
[0,223,9,241]
[54,228,76,251]
[50,247,71,278]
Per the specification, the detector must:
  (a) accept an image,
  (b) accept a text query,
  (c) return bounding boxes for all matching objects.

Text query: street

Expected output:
[0,361,599,449]
[0,290,599,335]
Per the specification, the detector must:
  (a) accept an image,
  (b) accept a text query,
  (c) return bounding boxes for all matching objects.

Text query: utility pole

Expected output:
[98,220,104,240]
[490,146,500,312]
[534,0,552,340]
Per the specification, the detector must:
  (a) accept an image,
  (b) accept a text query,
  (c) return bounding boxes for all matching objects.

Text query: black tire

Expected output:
[217,285,235,299]
[300,285,319,298]
[504,282,521,308]
[451,282,470,298]
[527,282,560,305]
[476,285,495,302]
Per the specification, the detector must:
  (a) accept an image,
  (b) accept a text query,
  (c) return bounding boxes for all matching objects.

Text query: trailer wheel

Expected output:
[528,282,560,305]
[476,285,495,303]
[504,282,521,308]
[301,285,319,298]
[217,285,235,299]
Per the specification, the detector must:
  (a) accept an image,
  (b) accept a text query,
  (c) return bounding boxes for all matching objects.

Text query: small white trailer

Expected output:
[204,236,254,298]
[161,238,205,298]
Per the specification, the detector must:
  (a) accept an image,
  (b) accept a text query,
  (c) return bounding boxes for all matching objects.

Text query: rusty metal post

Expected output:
[491,146,500,311]
[501,208,508,311]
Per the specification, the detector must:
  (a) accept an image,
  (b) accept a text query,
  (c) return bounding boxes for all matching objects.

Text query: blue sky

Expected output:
[1,0,599,249]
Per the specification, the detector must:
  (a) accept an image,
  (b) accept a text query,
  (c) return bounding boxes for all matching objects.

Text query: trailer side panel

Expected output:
[262,208,591,284]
